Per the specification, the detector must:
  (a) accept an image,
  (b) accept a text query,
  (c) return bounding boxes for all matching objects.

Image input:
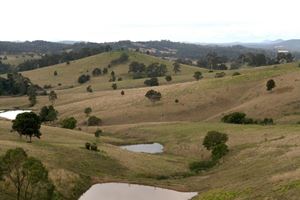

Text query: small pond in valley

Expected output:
[79,183,197,200]
[0,110,31,120]
[120,143,164,154]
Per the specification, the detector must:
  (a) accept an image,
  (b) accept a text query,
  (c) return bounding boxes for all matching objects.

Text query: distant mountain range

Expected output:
[216,39,300,52]
[0,39,299,60]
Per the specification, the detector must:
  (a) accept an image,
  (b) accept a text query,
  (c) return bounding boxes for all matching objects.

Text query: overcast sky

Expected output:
[1,0,299,43]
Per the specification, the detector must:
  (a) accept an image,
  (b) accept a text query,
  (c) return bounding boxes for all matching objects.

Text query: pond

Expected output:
[120,143,164,154]
[79,183,197,200]
[0,110,31,120]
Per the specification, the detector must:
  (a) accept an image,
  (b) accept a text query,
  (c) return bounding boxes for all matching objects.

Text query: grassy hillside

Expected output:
[21,51,202,90]
[1,54,41,66]
[1,51,300,199]
[1,120,300,199]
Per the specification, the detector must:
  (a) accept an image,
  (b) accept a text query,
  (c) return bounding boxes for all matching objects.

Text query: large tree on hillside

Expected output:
[173,62,181,74]
[48,90,57,105]
[12,112,41,142]
[0,148,54,200]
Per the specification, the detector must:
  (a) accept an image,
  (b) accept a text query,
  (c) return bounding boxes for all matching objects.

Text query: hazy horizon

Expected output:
[1,0,300,43]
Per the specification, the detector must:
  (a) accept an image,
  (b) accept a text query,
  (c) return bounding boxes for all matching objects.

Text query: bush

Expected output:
[117,77,123,81]
[85,142,91,150]
[266,79,276,91]
[92,68,102,76]
[215,72,226,78]
[232,72,241,76]
[193,71,203,80]
[211,143,229,161]
[78,74,90,84]
[86,85,93,93]
[175,99,179,103]
[87,116,102,126]
[203,131,228,150]
[121,90,125,95]
[84,107,92,116]
[112,83,117,90]
[91,143,98,151]
[189,160,216,173]
[144,77,159,86]
[221,112,247,124]
[54,71,58,76]
[39,105,58,122]
[261,118,274,125]
[61,117,77,129]
[165,75,172,82]
[145,90,162,103]
[95,129,102,137]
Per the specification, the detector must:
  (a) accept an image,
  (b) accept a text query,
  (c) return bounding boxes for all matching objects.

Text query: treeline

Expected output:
[17,46,111,72]
[0,73,44,96]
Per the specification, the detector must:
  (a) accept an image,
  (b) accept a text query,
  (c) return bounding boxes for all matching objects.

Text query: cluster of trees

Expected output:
[189,131,229,173]
[78,74,90,84]
[129,62,167,79]
[0,73,42,96]
[16,47,111,72]
[85,142,98,151]
[222,112,274,125]
[39,105,58,122]
[110,53,129,65]
[0,61,11,74]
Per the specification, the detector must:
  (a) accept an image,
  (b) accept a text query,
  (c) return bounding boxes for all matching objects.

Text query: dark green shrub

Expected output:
[61,117,77,129]
[193,71,203,80]
[266,79,276,91]
[215,72,226,78]
[222,112,247,124]
[165,75,172,82]
[145,90,162,103]
[189,160,216,173]
[203,131,228,150]
[232,72,241,76]
[112,83,117,90]
[78,74,90,84]
[261,118,274,125]
[39,105,58,122]
[87,116,102,126]
[91,143,98,151]
[95,129,102,137]
[144,77,159,86]
[212,143,229,161]
[85,142,91,150]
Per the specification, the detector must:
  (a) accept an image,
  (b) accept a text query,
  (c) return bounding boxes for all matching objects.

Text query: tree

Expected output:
[78,74,90,84]
[27,86,37,107]
[173,62,181,74]
[112,83,117,90]
[193,71,203,80]
[266,79,276,91]
[94,129,102,137]
[203,131,228,150]
[145,90,162,103]
[129,62,146,74]
[61,117,77,129]
[48,90,57,105]
[211,143,229,161]
[84,107,92,117]
[144,77,159,86]
[12,112,41,142]
[87,116,102,126]
[165,75,172,82]
[121,90,125,95]
[103,68,108,74]
[39,105,58,122]
[92,68,102,76]
[86,85,93,93]
[54,71,58,76]
[146,63,167,77]
[0,148,54,200]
